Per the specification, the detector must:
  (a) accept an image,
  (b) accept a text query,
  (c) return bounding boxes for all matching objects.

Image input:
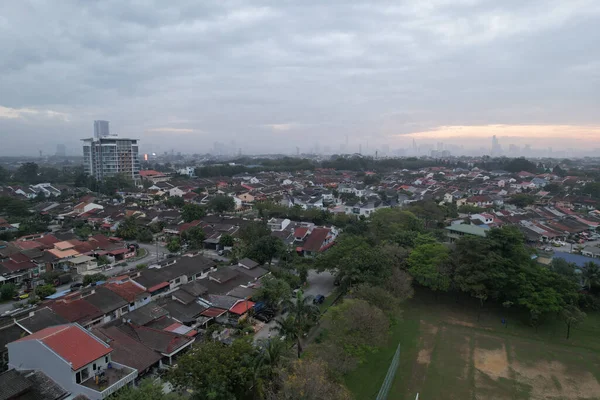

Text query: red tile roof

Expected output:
[48,299,104,324]
[1,260,36,272]
[14,324,112,370]
[36,235,60,247]
[201,308,227,318]
[12,240,43,251]
[294,227,309,238]
[302,228,331,252]
[139,170,164,177]
[147,281,170,293]
[105,281,146,303]
[229,300,255,315]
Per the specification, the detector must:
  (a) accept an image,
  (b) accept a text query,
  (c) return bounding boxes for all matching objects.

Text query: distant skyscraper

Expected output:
[55,144,66,157]
[82,134,140,181]
[491,135,502,156]
[508,144,520,155]
[94,120,110,138]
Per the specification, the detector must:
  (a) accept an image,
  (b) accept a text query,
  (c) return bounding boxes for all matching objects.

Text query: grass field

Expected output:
[345,290,600,400]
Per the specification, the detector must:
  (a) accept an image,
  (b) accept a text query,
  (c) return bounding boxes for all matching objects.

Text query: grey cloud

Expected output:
[0,0,599,155]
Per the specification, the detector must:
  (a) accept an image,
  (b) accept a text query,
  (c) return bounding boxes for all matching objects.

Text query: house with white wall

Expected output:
[7,324,137,399]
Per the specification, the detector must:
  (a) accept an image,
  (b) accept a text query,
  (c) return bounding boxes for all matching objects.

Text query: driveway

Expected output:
[253,270,336,343]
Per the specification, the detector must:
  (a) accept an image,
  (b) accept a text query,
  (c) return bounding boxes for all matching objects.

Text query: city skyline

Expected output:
[1,1,599,156]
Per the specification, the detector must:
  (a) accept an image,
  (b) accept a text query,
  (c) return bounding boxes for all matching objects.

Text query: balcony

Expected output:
[78,362,137,399]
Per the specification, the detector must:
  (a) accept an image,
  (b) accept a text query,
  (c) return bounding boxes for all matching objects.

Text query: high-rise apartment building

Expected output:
[93,120,110,138]
[82,136,140,182]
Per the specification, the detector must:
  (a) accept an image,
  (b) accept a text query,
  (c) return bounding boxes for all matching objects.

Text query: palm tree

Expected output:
[284,290,320,329]
[582,261,600,291]
[272,315,304,358]
[273,291,320,358]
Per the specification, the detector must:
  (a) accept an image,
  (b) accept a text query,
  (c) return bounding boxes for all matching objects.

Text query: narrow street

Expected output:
[253,270,336,342]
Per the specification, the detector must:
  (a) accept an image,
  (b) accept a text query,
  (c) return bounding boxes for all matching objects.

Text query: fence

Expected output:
[375,342,401,400]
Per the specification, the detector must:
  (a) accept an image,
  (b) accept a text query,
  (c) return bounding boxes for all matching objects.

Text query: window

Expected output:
[76,371,81,384]
[174,277,181,284]
[93,363,97,370]
[81,367,90,381]
[105,356,109,363]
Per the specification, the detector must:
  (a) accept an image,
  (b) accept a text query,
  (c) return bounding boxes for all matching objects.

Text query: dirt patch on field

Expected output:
[512,359,600,399]
[446,317,476,328]
[474,345,509,379]
[417,348,432,365]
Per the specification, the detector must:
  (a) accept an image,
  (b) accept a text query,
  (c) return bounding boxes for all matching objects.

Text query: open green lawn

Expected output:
[345,290,600,400]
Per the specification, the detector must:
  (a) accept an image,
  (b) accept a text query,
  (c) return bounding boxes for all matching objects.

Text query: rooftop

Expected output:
[13,324,112,370]
[445,224,488,237]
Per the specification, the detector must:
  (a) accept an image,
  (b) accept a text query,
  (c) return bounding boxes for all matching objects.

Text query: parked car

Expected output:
[254,312,274,323]
[313,294,325,305]
[13,293,29,301]
[70,282,83,290]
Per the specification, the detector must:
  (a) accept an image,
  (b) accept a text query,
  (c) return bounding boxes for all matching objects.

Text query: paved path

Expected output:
[253,270,336,342]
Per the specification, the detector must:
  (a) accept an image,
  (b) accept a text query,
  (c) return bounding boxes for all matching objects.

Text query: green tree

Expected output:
[544,183,563,194]
[504,157,537,173]
[181,226,205,249]
[324,299,390,361]
[0,166,8,183]
[165,196,185,208]
[508,193,536,208]
[168,339,257,400]
[15,162,39,183]
[0,284,17,301]
[116,217,139,240]
[167,238,182,253]
[208,195,235,213]
[112,379,184,400]
[316,235,392,291]
[136,228,154,243]
[561,304,586,340]
[219,234,234,247]
[268,358,352,400]
[275,291,320,358]
[247,235,285,265]
[351,284,400,316]
[369,208,423,243]
[549,258,578,283]
[83,273,107,286]
[238,221,271,245]
[408,242,451,293]
[181,203,205,222]
[582,182,600,199]
[582,262,600,291]
[453,236,507,319]
[35,284,57,299]
[254,276,291,309]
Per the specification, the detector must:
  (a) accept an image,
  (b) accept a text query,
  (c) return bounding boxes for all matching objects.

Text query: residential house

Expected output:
[105,278,150,311]
[267,218,291,231]
[7,324,137,400]
[0,369,68,400]
[300,227,336,257]
[445,224,488,242]
[67,255,99,274]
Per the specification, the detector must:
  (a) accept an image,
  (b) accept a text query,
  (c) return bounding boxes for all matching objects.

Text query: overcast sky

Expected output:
[1,0,599,156]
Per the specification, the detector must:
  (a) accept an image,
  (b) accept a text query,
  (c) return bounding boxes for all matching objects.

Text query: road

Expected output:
[253,270,336,342]
[545,239,600,254]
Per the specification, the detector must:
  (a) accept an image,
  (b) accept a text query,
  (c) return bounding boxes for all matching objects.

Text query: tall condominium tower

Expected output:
[82,136,140,182]
[93,120,110,138]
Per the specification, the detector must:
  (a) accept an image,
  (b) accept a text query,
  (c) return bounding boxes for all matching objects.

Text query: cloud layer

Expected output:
[1,0,599,155]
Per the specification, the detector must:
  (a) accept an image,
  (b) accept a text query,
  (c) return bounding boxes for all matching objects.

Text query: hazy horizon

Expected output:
[1,1,599,156]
